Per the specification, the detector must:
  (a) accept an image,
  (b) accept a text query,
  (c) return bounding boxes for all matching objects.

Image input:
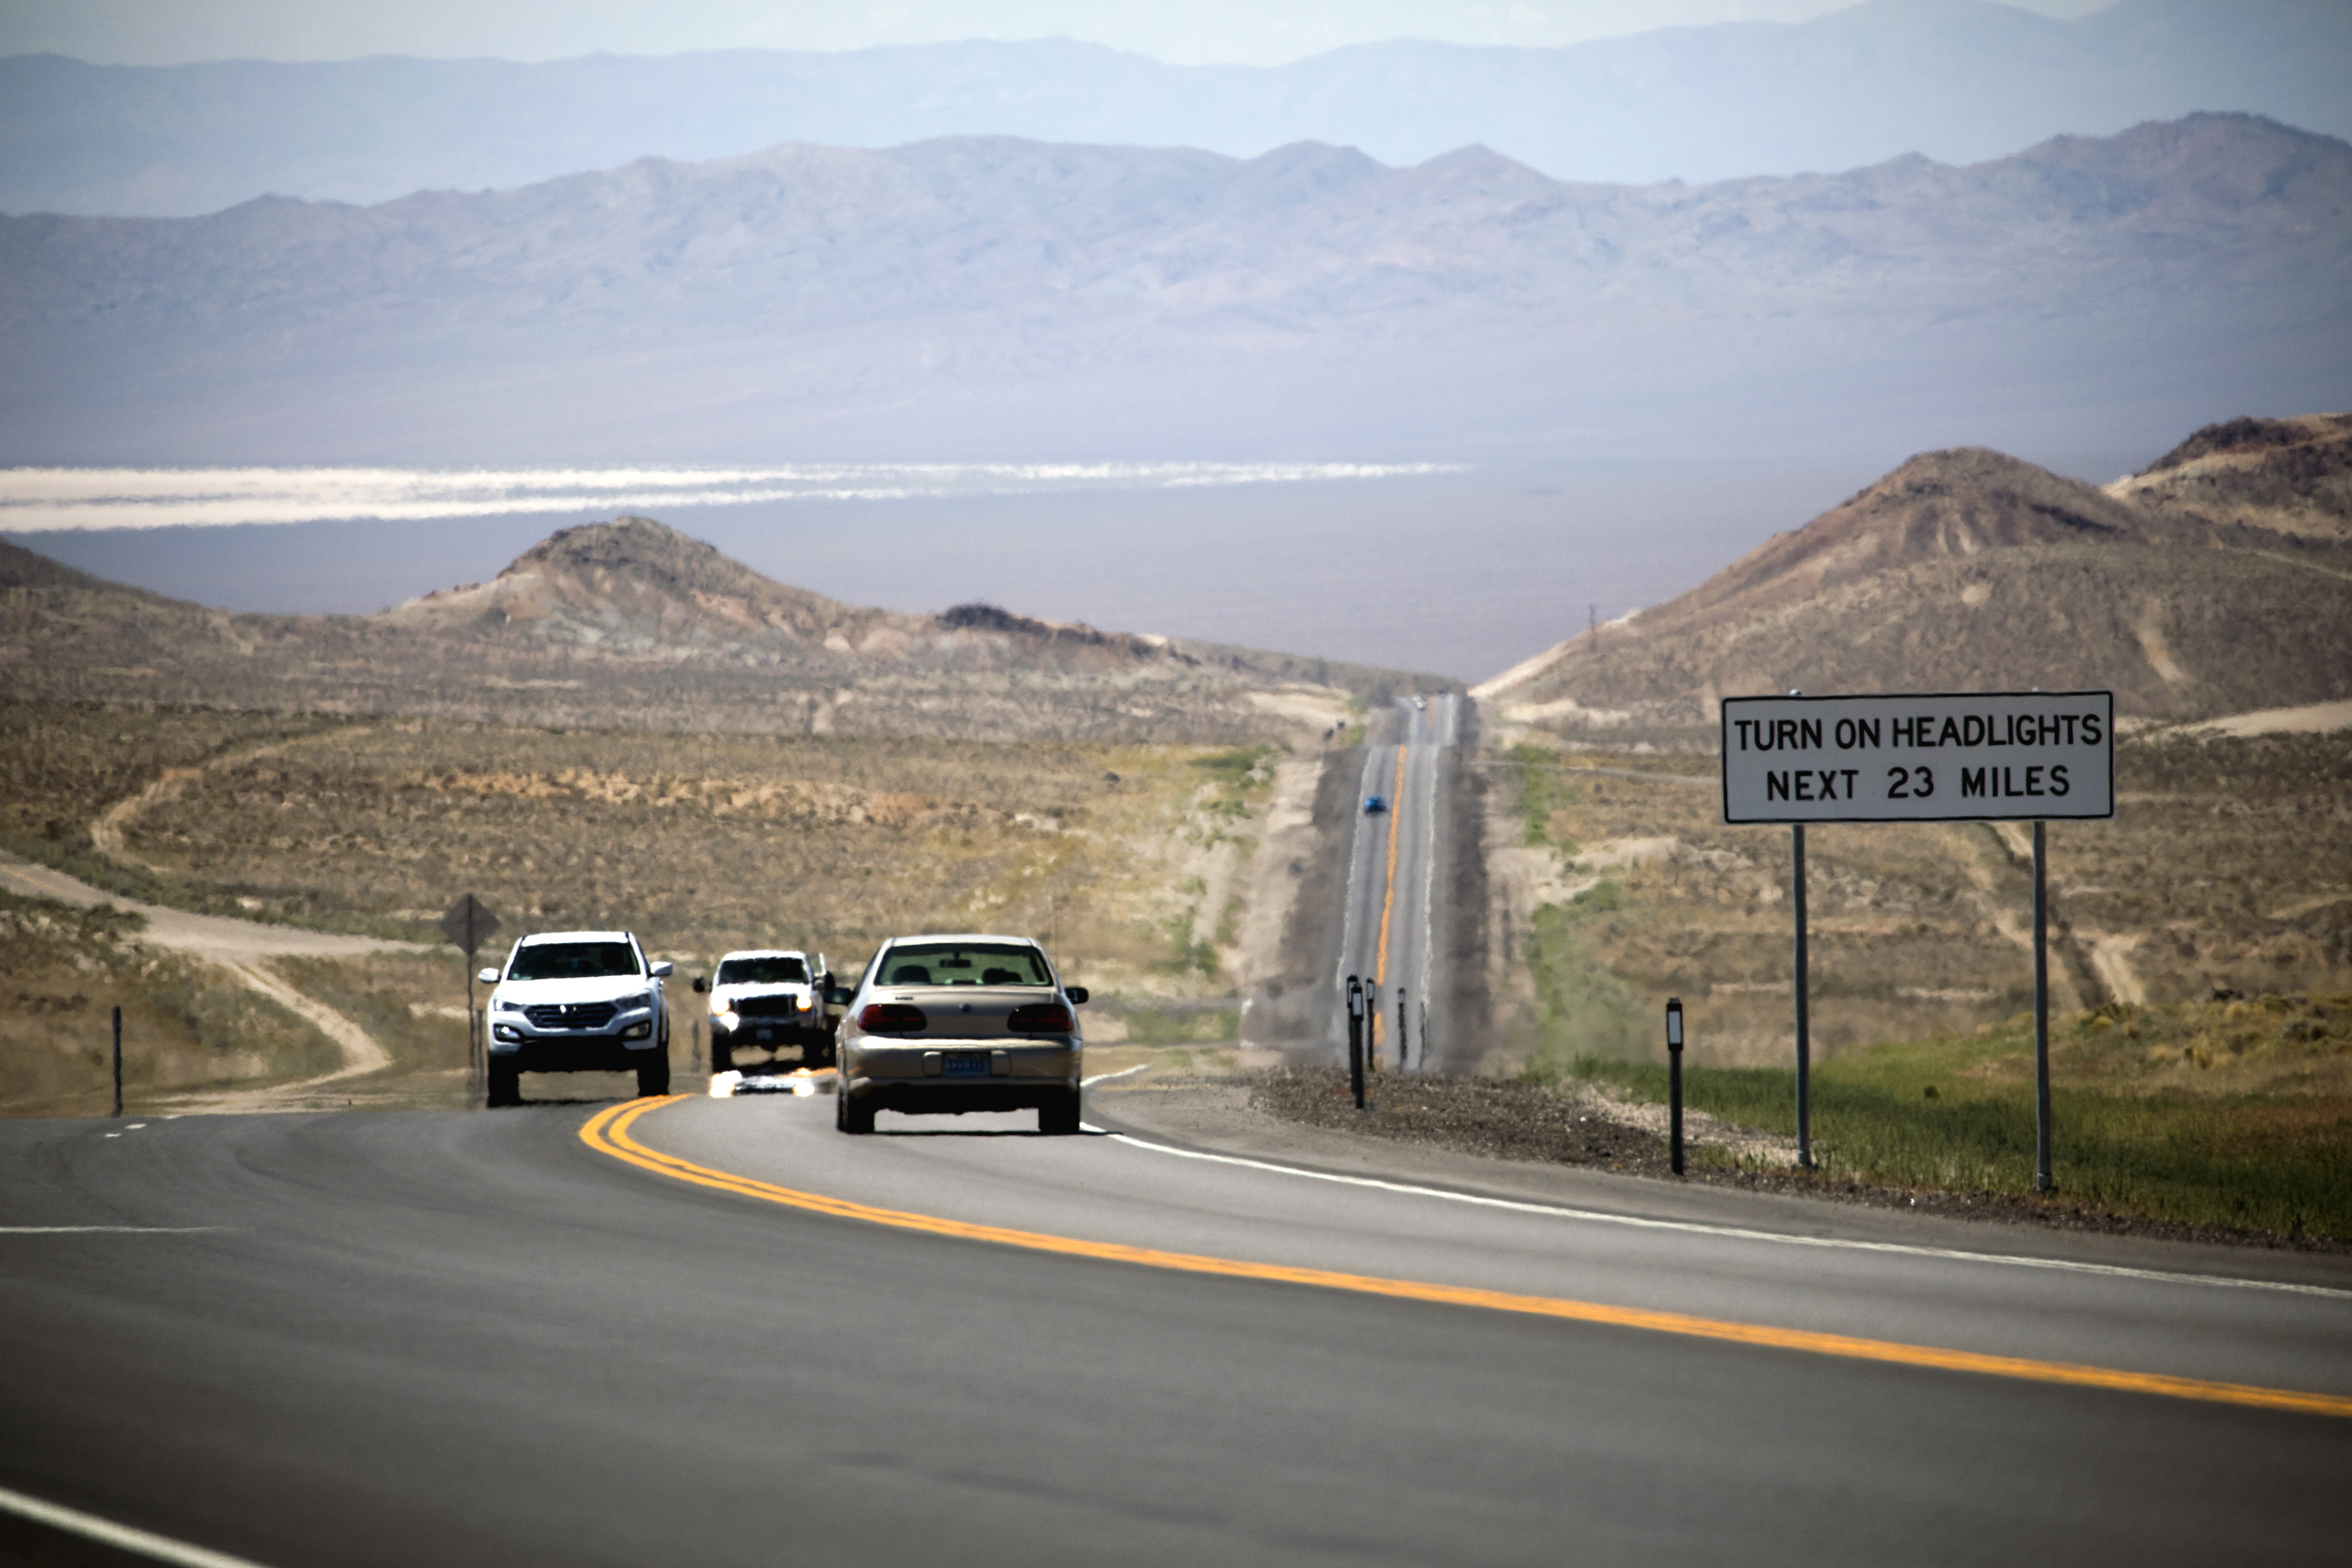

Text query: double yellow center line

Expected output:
[1370,744,1407,1046]
[581,1097,2352,1420]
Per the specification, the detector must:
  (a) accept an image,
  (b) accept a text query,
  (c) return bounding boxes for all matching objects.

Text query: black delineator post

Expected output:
[1345,976,1366,1110]
[2033,820,2054,1192]
[111,1005,123,1118]
[1792,822,1814,1170]
[1666,997,1685,1176]
[1398,988,1409,1073]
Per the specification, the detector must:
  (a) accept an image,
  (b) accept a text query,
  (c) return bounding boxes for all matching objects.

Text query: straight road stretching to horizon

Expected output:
[1330,694,1460,1073]
[2,1085,2347,1567]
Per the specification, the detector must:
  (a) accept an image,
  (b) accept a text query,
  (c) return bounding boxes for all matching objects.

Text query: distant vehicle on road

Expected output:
[1363,794,1387,814]
[696,948,831,1072]
[1412,695,1427,709]
[479,930,671,1106]
[833,933,1087,1135]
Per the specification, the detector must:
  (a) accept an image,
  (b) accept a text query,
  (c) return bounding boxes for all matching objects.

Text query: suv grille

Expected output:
[524,1002,619,1030]
[733,995,804,1020]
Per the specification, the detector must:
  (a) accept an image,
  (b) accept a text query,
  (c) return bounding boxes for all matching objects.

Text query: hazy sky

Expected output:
[2,0,2114,67]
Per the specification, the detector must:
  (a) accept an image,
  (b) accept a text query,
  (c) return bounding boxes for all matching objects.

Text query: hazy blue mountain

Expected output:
[3,114,2346,467]
[3,0,2348,217]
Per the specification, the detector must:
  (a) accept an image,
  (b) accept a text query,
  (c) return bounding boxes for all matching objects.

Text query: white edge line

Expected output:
[0,1483,275,1568]
[0,1226,230,1234]
[1082,1065,1152,1088]
[1090,1129,2352,1302]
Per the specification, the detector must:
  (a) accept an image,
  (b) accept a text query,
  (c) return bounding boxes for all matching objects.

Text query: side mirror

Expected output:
[1065,986,1089,1005]
[649,960,673,978]
[691,975,708,994]
[825,986,851,1007]
[476,967,499,985]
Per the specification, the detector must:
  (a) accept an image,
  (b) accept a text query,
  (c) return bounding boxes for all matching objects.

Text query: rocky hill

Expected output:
[0,517,1438,740]
[2107,413,2352,544]
[1476,418,2352,733]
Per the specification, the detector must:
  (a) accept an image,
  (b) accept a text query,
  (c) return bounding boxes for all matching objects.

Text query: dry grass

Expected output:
[0,888,341,1115]
[1500,731,2352,1078]
[1574,997,2352,1236]
[0,705,1283,1111]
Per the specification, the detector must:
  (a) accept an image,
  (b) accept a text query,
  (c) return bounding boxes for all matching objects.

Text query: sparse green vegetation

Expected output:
[0,887,340,1114]
[2,706,1272,1084]
[1567,995,2352,1236]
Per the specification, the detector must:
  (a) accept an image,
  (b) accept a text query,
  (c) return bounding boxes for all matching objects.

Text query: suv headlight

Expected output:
[493,998,522,1013]
[619,992,654,1013]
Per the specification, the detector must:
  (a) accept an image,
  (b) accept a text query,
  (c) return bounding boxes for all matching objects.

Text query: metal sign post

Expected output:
[1665,998,1684,1176]
[1791,823,1812,1168]
[2033,820,2053,1191]
[1721,691,2114,1188]
[1345,976,1366,1110]
[440,894,502,1095]
[111,1005,123,1118]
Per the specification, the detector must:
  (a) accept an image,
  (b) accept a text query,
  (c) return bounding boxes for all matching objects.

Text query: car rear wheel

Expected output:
[837,1088,874,1134]
[486,1057,520,1108]
[1038,1090,1081,1136]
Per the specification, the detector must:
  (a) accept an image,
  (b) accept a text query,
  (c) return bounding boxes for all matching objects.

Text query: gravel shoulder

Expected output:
[1086,1067,2352,1286]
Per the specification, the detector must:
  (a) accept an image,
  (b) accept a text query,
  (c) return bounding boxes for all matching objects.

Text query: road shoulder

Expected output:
[1085,1075,2352,1292]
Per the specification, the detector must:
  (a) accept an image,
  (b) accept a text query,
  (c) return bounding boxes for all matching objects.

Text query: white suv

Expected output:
[479,930,672,1106]
[699,948,832,1071]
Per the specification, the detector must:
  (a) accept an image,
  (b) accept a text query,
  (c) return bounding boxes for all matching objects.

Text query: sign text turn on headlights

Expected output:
[1720,691,2114,824]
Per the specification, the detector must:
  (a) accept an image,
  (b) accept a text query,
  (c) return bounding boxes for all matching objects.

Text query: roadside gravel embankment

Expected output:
[1246,1065,2348,1253]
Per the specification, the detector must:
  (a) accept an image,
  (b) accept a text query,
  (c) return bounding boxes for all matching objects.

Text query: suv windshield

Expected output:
[718,955,808,986]
[508,941,640,981]
[878,943,1051,988]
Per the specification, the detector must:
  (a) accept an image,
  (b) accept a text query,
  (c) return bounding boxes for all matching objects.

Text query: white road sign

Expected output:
[1721,691,2114,824]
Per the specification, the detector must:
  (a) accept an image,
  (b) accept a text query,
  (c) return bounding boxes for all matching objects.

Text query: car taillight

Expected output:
[858,1003,927,1033]
[1007,1003,1073,1033]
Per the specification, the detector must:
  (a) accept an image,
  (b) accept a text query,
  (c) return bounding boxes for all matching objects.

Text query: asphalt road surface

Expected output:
[4,1088,2348,1567]
[1332,695,1460,1072]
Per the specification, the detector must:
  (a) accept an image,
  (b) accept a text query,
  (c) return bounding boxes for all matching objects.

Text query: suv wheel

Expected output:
[486,1057,521,1108]
[637,1055,671,1098]
[1038,1090,1081,1136]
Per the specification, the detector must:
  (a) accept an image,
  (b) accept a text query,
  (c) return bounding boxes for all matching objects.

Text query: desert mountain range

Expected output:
[6,1,2346,216]
[5,114,2344,463]
[0,517,1434,741]
[1477,414,2352,730]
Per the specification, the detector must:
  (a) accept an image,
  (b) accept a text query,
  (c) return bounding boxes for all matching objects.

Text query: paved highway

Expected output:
[1332,694,1460,1071]
[4,1092,2348,1566]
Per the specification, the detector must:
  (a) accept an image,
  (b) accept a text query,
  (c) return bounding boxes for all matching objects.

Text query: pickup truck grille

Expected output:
[523,1002,618,1030]
[732,995,805,1020]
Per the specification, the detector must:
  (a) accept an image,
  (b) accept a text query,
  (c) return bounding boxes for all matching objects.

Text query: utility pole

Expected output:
[1588,603,1598,653]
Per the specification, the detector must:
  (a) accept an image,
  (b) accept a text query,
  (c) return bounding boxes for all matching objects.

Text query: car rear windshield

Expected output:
[877,943,1051,988]
[507,941,640,981]
[718,955,808,986]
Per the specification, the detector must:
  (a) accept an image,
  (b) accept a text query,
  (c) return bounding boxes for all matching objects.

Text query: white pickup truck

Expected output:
[697,948,834,1072]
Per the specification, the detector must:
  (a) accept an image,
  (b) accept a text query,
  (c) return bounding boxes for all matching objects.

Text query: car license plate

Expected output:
[755,1028,773,1042]
[942,1052,989,1078]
